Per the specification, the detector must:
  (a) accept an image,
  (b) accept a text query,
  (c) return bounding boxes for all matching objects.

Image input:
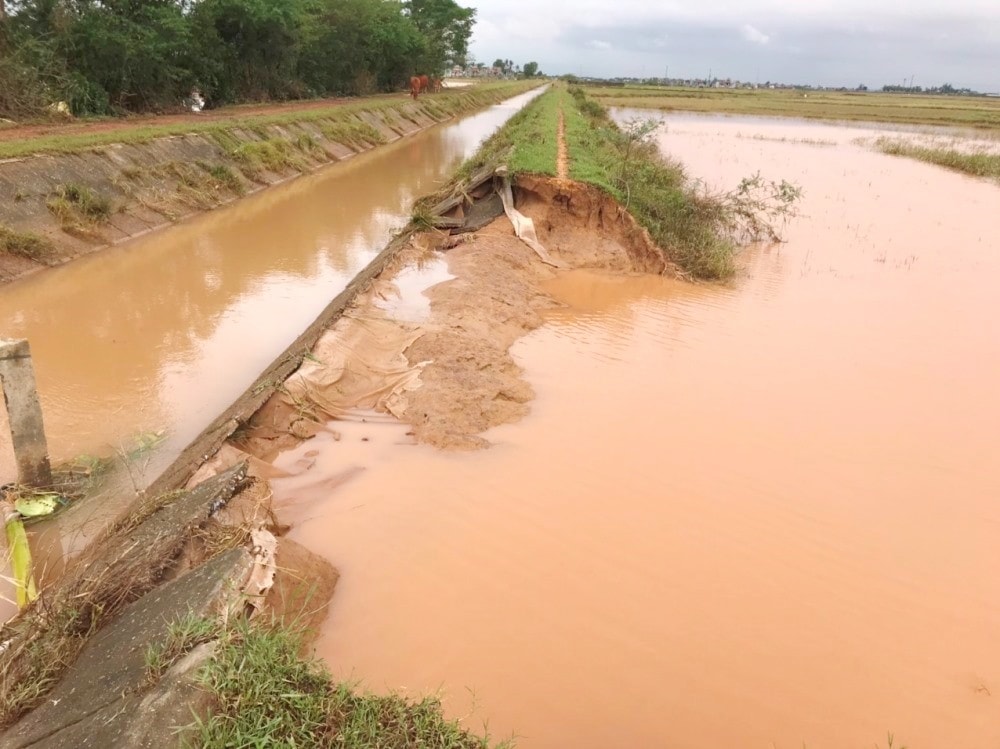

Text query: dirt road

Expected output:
[0,93,404,144]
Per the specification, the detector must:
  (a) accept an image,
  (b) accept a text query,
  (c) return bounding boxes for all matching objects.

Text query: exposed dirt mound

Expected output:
[235,176,677,453]
[404,225,557,448]
[515,174,676,275]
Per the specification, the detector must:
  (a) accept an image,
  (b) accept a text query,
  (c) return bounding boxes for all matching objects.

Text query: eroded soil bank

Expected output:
[231,174,670,458]
[240,115,998,748]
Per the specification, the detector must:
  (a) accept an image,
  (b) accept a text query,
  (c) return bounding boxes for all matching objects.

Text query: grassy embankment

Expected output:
[0,81,538,160]
[145,616,511,749]
[585,85,1000,131]
[873,138,1000,182]
[450,83,795,279]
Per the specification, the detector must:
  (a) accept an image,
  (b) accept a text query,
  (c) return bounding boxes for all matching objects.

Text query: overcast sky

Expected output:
[468,0,1000,92]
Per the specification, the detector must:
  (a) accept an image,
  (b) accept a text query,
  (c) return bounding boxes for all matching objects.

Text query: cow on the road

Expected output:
[409,75,432,99]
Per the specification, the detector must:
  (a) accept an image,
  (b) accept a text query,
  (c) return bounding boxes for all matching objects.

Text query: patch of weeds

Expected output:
[145,614,220,686]
[319,120,385,150]
[189,618,332,747]
[46,183,113,237]
[197,161,245,196]
[167,161,206,189]
[229,138,307,181]
[294,132,322,155]
[48,183,112,221]
[211,129,242,153]
[420,102,447,120]
[189,617,512,749]
[411,203,438,230]
[115,429,167,493]
[120,166,144,181]
[136,189,180,220]
[0,605,95,726]
[875,137,1000,182]
[160,162,220,209]
[0,224,53,260]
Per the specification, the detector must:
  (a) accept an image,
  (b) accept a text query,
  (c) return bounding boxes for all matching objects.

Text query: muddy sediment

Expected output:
[232,175,672,456]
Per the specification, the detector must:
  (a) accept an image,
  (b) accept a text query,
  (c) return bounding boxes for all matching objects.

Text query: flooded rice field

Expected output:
[0,89,542,487]
[271,113,1000,748]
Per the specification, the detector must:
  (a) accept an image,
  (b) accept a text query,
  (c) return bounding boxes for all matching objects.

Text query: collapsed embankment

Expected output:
[0,83,758,747]
[0,82,537,285]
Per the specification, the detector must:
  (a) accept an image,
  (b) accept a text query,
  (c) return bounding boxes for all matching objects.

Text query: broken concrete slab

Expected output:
[454,192,506,234]
[0,548,251,749]
[0,464,248,730]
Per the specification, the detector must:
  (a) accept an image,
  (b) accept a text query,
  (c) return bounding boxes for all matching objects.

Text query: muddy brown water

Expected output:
[271,113,1000,747]
[0,90,542,618]
[0,89,543,488]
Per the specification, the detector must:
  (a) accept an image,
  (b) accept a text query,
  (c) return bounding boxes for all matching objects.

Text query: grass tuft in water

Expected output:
[874,137,1000,182]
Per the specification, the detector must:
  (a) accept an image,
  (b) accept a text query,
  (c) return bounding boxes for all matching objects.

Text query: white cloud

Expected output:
[741,23,771,45]
[467,0,1000,90]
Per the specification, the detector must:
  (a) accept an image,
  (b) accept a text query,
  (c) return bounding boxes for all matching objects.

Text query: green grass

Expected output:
[48,183,112,221]
[586,84,1000,130]
[449,83,802,280]
[874,137,1000,181]
[46,183,113,235]
[434,83,750,279]
[228,138,308,180]
[0,224,53,260]
[448,88,558,180]
[189,617,513,749]
[144,613,219,685]
[317,120,386,149]
[0,81,541,160]
[197,161,246,195]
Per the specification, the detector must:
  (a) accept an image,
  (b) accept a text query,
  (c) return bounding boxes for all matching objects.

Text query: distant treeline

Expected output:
[881,83,980,96]
[0,0,474,118]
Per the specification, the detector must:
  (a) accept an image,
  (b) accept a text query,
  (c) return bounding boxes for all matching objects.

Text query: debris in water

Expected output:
[1,498,38,609]
[12,493,61,518]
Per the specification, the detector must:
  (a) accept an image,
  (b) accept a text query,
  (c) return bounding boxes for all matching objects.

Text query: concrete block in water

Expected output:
[0,339,51,488]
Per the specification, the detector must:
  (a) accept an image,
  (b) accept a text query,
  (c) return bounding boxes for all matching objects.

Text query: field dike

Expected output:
[0,84,748,747]
[0,82,536,286]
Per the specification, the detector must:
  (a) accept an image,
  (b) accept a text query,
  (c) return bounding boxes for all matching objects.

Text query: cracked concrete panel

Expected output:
[1,548,251,749]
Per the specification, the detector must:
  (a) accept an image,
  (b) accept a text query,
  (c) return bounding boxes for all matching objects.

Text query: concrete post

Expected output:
[0,339,52,488]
